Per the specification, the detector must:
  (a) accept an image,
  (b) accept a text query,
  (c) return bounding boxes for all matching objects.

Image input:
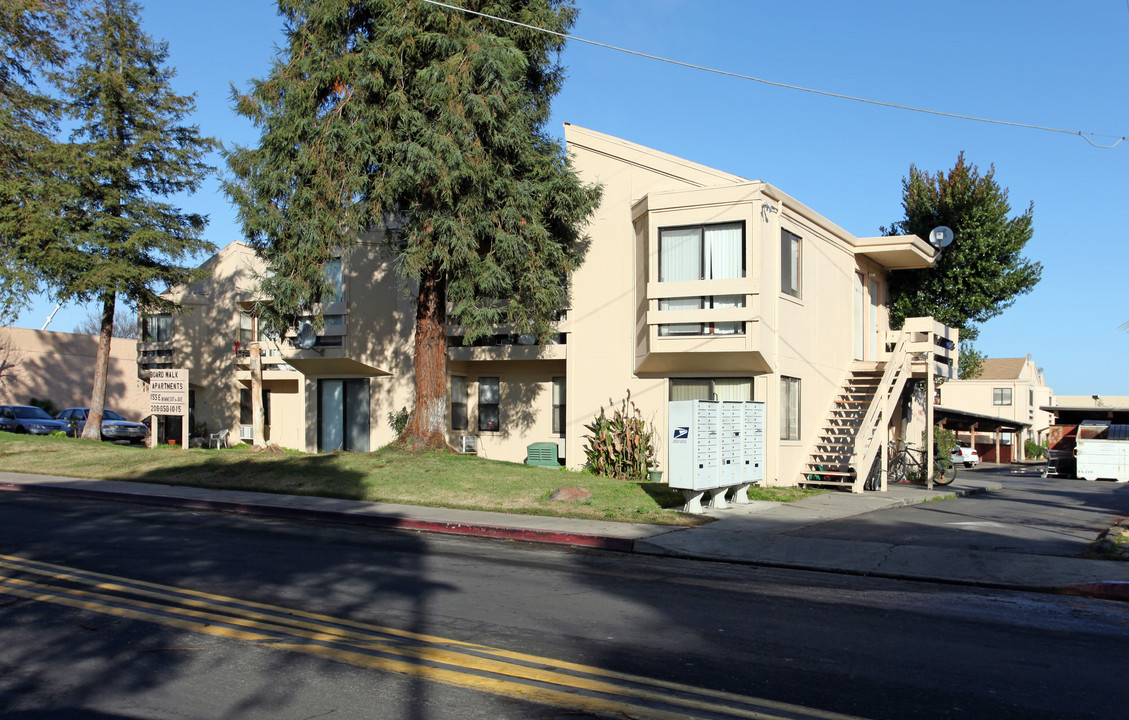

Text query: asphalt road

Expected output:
[791,468,1129,556]
[1,491,1127,720]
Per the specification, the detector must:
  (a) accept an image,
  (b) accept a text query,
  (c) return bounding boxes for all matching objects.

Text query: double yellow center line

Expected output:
[0,553,864,720]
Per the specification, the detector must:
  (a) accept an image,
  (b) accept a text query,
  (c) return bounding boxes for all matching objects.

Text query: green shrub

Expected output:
[386,406,410,436]
[904,426,958,482]
[582,392,655,481]
[931,425,958,457]
[1025,439,1046,459]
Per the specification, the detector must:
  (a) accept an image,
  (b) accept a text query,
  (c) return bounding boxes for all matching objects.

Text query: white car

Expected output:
[951,445,980,468]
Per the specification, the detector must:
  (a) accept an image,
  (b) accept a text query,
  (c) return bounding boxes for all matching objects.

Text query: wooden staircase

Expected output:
[800,321,949,493]
[800,369,883,491]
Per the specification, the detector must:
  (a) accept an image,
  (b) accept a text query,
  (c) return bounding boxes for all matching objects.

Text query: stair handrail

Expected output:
[849,330,910,491]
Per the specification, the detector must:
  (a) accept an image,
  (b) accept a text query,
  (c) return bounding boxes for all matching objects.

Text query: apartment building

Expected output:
[139,126,956,489]
[937,357,1054,461]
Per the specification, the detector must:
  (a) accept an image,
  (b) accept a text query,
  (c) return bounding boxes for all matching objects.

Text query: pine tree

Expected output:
[51,0,216,440]
[226,0,601,449]
[0,0,77,322]
[882,153,1042,344]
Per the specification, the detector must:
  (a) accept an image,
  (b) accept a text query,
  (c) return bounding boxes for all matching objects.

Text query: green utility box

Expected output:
[525,442,560,468]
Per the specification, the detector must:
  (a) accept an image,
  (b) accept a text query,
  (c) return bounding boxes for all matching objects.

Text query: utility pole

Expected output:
[249,340,265,446]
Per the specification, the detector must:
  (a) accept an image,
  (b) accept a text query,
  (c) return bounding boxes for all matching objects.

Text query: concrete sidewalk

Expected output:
[3,470,1128,600]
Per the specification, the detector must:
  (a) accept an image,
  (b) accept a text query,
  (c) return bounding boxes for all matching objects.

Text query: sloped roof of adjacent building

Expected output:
[564,123,750,188]
[977,358,1027,380]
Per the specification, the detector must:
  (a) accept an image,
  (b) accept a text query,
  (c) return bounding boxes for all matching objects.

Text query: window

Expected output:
[304,316,346,348]
[670,378,754,401]
[451,376,468,431]
[552,377,566,435]
[658,222,746,336]
[781,229,802,298]
[324,258,344,304]
[239,388,272,426]
[658,296,746,337]
[239,313,276,354]
[239,312,253,345]
[143,314,172,342]
[478,377,500,432]
[994,388,1013,406]
[780,376,801,440]
[659,222,745,282]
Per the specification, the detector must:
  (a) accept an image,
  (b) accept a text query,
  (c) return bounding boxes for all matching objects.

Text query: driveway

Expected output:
[785,464,1129,557]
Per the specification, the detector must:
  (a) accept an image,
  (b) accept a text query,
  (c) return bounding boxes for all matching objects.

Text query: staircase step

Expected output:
[803,476,853,487]
[804,368,889,493]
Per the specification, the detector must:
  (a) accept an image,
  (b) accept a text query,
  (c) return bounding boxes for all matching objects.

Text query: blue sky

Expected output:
[12,0,1128,396]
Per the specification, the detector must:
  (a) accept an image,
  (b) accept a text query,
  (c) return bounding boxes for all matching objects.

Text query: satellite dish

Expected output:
[929,226,954,248]
[296,321,317,349]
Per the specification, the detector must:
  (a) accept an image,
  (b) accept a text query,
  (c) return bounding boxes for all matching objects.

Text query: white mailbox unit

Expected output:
[668,400,719,492]
[740,401,765,485]
[669,400,766,513]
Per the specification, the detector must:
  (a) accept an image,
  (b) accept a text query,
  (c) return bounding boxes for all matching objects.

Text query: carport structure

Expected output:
[934,406,1030,462]
[1041,405,1129,426]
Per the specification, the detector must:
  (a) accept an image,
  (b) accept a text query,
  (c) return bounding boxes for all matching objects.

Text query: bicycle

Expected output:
[888,441,957,486]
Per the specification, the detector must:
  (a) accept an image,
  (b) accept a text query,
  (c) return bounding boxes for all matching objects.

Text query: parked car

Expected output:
[0,405,70,435]
[951,444,980,468]
[56,407,149,444]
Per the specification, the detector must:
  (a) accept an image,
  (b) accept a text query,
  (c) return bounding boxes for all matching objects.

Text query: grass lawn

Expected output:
[0,433,822,526]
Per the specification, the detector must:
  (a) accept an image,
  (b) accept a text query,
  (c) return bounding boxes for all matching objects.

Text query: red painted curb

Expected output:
[1062,581,1129,602]
[381,516,637,551]
[0,481,637,553]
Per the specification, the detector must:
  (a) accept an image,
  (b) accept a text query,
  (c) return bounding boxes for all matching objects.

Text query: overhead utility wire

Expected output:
[421,0,1126,149]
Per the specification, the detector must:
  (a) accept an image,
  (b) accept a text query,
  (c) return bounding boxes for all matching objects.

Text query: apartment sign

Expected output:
[149,369,188,416]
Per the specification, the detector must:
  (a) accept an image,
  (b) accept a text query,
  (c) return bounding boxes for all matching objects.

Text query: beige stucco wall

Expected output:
[295,236,417,452]
[155,239,419,451]
[560,125,897,485]
[0,326,147,419]
[445,360,567,462]
[149,242,297,442]
[561,126,739,479]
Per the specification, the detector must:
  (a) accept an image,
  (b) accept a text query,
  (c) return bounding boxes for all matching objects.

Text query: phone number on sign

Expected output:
[150,405,184,415]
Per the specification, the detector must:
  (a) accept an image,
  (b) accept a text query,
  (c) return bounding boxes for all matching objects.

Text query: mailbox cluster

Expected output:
[667,400,765,513]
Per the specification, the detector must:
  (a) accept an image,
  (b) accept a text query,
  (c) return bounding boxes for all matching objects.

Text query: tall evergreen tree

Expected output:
[226,0,601,449]
[882,152,1042,349]
[0,0,78,322]
[52,0,216,440]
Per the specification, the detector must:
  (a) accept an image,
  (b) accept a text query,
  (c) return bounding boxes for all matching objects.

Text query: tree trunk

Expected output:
[405,272,448,450]
[250,340,265,445]
[82,292,115,441]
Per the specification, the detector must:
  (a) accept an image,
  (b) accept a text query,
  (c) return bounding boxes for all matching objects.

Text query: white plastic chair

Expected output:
[208,428,230,449]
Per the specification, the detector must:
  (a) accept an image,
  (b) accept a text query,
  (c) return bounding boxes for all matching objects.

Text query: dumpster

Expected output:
[1076,422,1129,482]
